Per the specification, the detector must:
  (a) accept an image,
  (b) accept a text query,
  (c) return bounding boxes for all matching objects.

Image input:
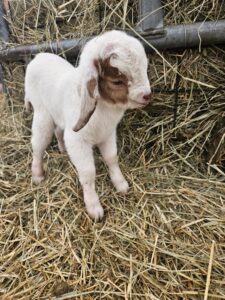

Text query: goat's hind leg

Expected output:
[31,111,54,184]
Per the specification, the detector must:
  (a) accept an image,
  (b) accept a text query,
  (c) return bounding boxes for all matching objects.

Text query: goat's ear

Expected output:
[73,74,99,132]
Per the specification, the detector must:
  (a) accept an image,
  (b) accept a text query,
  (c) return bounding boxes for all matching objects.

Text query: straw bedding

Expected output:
[1,1,225,299]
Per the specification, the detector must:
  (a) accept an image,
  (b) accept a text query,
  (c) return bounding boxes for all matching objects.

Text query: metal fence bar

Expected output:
[144,20,225,50]
[0,1,9,92]
[137,0,164,34]
[0,37,90,62]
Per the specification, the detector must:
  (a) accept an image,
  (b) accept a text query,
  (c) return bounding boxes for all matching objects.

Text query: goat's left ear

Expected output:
[73,71,100,132]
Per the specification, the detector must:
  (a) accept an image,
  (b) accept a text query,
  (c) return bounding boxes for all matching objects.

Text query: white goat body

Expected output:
[25,30,151,220]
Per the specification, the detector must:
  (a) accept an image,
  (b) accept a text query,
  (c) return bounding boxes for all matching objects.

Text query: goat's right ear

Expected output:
[73,70,100,132]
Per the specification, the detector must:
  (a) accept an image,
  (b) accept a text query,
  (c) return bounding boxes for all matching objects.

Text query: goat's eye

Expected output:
[112,80,124,85]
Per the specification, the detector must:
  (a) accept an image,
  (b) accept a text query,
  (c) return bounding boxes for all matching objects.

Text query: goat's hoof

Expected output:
[32,175,45,184]
[115,180,129,194]
[86,203,104,222]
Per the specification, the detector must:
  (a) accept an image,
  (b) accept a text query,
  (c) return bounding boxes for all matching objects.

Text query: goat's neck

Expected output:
[97,98,126,117]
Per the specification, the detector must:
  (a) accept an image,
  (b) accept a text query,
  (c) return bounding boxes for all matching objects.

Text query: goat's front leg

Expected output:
[98,130,129,193]
[64,129,104,221]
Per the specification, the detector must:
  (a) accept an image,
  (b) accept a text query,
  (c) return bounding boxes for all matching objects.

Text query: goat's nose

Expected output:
[143,92,152,101]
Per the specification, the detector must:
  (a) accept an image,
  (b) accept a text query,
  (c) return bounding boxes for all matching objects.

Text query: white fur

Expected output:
[25,30,151,221]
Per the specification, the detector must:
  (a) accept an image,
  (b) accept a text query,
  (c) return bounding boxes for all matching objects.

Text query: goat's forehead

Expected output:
[104,41,147,65]
[112,48,148,73]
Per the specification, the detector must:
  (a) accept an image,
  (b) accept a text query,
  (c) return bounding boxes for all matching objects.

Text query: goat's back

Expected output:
[25,53,75,107]
[24,53,80,129]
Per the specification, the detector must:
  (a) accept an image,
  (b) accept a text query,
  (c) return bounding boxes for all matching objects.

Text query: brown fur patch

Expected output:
[87,78,97,98]
[73,78,97,132]
[73,100,97,132]
[94,58,128,104]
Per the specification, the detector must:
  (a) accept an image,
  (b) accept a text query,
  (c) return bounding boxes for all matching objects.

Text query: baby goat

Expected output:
[25,30,151,221]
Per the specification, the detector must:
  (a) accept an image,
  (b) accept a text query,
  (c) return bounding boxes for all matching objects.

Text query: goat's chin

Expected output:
[128,100,148,109]
[100,98,128,110]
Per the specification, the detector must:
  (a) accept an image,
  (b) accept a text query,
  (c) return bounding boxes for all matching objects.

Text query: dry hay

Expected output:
[1,1,225,299]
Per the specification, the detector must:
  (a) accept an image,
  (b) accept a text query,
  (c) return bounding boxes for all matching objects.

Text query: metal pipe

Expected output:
[0,36,91,62]
[145,20,225,50]
[0,20,225,63]
[137,0,164,34]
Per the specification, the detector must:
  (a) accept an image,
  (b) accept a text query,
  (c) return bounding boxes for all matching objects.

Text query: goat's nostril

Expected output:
[143,93,152,101]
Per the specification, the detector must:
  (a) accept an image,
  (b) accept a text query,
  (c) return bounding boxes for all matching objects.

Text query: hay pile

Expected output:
[1,1,225,299]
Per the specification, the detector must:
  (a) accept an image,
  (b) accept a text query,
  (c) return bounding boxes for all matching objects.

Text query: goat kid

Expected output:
[25,30,151,221]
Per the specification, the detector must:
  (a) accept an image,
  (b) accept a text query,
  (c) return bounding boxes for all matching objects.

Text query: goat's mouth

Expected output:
[129,99,150,108]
